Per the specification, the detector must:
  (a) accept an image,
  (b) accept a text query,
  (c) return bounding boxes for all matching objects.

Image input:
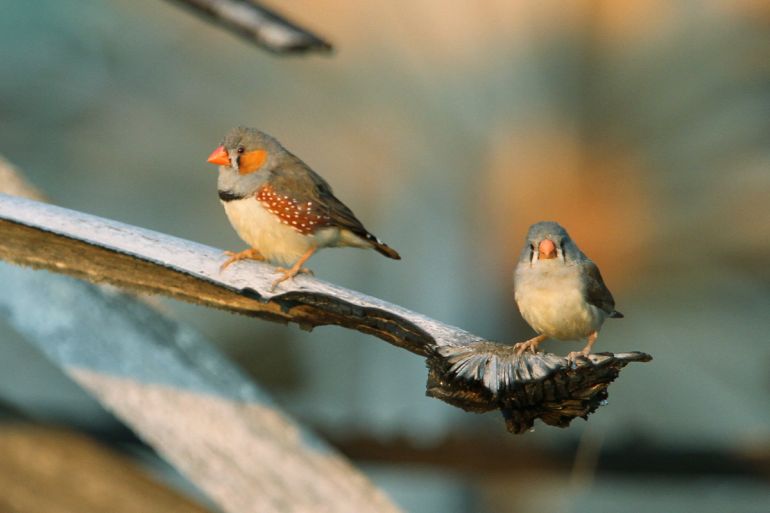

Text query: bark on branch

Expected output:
[0,192,651,433]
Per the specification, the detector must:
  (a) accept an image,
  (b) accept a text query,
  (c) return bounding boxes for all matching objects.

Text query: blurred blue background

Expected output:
[1,0,769,512]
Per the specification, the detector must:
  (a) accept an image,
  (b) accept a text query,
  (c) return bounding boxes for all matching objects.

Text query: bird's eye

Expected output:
[237,146,245,154]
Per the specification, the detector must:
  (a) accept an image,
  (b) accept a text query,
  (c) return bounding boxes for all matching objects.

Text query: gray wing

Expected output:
[581,260,623,317]
[271,163,370,234]
[310,176,371,236]
[270,161,401,259]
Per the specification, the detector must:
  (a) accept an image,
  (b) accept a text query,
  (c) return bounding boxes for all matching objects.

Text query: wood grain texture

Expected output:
[0,192,651,433]
[0,424,211,513]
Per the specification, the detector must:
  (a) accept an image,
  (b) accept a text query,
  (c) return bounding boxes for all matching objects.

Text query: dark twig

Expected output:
[164,0,332,54]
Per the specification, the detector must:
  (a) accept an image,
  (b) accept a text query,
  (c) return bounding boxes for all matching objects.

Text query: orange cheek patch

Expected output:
[238,149,268,175]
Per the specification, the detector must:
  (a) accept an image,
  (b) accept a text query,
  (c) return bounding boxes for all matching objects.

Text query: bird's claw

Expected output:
[566,350,590,366]
[269,267,313,292]
[513,340,538,356]
[219,248,265,272]
[513,335,547,357]
[273,266,313,277]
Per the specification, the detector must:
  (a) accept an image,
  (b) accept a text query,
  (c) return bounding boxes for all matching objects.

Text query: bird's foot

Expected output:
[566,332,597,365]
[269,247,317,292]
[220,248,265,272]
[270,266,313,291]
[513,340,537,356]
[513,335,547,356]
[566,349,590,365]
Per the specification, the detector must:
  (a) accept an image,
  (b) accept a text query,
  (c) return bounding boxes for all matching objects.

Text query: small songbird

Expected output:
[207,127,400,289]
[513,221,623,360]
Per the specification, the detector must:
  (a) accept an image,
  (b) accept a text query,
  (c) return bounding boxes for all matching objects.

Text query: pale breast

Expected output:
[222,197,319,267]
[514,263,606,340]
[254,185,371,250]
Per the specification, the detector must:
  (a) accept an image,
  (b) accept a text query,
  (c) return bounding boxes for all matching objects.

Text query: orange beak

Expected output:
[538,239,557,259]
[207,145,230,166]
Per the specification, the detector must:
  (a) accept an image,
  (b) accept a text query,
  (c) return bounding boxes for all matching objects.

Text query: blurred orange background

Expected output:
[1,1,769,512]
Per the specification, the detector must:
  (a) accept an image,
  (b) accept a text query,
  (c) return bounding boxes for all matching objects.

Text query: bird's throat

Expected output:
[218,190,247,202]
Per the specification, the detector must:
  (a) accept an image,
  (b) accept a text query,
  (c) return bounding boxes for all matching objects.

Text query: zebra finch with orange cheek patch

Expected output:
[207,127,400,290]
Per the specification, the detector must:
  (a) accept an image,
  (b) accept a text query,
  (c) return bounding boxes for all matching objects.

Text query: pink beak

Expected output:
[538,239,557,259]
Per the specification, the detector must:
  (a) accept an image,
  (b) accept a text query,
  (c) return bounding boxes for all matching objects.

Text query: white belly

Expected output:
[514,264,606,340]
[223,198,340,267]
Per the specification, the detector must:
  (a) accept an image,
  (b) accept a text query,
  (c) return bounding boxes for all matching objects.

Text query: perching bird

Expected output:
[513,221,623,360]
[206,127,400,290]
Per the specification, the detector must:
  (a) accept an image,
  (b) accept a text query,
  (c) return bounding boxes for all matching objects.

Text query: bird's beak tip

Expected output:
[538,239,557,259]
[207,145,230,166]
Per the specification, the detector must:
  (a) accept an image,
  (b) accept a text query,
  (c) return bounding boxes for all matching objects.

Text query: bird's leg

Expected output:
[271,247,317,291]
[514,334,548,356]
[220,248,265,271]
[567,331,598,363]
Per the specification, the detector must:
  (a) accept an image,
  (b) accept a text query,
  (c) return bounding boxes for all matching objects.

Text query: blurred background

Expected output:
[1,0,769,511]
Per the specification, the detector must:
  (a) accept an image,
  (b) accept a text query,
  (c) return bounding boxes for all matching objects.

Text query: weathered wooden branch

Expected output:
[0,165,400,513]
[0,263,400,513]
[163,0,332,54]
[0,192,651,433]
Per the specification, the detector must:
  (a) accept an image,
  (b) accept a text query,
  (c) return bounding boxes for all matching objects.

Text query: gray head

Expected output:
[207,127,288,173]
[207,127,293,196]
[519,221,586,265]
